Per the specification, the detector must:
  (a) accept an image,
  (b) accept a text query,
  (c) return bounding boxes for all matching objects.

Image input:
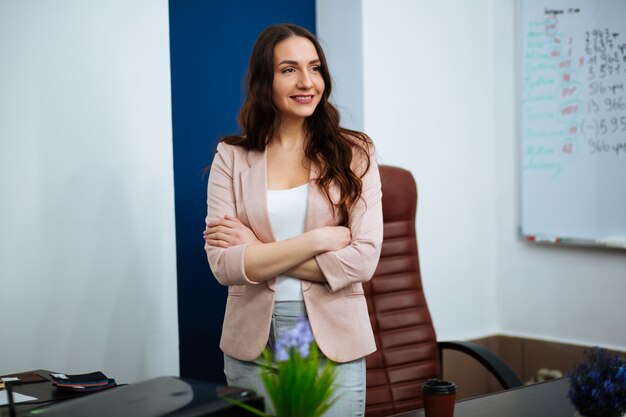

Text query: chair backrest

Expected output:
[363,165,440,417]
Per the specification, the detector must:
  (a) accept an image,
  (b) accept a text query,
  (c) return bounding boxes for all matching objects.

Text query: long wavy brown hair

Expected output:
[221,23,372,225]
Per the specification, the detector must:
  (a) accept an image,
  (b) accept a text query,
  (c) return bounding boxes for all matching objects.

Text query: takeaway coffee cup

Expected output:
[422,379,457,417]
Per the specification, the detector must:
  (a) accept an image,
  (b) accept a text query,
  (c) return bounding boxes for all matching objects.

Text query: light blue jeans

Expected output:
[223,301,366,417]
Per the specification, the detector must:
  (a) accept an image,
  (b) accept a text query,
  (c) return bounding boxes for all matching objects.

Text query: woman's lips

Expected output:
[290,95,314,104]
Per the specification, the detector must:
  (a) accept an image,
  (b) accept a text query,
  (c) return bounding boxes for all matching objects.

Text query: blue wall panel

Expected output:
[169,0,316,382]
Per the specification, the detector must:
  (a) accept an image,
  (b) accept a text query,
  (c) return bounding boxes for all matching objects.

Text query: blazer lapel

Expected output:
[301,162,338,292]
[304,161,338,232]
[240,149,278,291]
[241,149,276,244]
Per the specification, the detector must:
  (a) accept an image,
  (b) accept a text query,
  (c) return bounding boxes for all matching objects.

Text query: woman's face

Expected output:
[272,36,325,123]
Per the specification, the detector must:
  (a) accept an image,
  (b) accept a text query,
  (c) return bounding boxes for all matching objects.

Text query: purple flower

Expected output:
[274,343,289,362]
[568,347,626,416]
[274,317,315,361]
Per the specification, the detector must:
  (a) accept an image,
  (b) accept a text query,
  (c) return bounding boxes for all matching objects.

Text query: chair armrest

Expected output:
[438,341,523,389]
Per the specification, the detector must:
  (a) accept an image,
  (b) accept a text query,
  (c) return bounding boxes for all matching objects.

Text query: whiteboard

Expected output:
[520,0,626,249]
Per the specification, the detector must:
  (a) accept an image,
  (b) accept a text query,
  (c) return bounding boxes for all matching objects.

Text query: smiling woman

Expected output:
[202,24,382,417]
[272,36,325,123]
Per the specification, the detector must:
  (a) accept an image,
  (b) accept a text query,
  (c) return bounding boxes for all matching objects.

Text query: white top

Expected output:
[266,183,309,301]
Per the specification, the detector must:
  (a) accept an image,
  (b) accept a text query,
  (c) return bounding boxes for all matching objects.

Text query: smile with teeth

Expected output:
[290,95,314,104]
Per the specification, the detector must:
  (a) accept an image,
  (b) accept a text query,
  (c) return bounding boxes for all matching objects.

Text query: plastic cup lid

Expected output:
[422,379,457,394]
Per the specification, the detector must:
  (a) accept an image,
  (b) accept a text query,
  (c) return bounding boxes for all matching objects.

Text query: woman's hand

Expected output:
[204,216,349,253]
[204,215,262,248]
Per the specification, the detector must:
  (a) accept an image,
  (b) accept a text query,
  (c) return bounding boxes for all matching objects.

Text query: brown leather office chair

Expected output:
[363,165,522,417]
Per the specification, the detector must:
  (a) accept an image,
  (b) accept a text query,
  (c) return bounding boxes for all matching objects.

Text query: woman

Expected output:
[203,23,382,417]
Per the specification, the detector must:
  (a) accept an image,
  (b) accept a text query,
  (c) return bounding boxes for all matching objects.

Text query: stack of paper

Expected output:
[50,372,116,392]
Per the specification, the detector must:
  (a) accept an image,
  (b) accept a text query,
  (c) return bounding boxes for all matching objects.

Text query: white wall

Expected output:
[0,1,179,382]
[361,0,499,340]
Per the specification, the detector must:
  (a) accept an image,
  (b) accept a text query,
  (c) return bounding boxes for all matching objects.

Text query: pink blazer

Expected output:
[205,141,383,363]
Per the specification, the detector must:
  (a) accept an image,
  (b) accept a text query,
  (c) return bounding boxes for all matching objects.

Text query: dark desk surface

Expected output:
[1,370,86,416]
[1,369,262,417]
[3,371,574,417]
[392,378,575,417]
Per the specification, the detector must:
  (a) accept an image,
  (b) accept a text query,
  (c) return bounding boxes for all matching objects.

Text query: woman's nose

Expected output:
[297,72,314,89]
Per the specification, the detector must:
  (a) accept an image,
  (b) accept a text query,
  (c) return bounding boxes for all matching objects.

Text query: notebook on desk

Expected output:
[0,372,47,386]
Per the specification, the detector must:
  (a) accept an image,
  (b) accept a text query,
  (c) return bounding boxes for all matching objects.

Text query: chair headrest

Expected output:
[379,165,417,223]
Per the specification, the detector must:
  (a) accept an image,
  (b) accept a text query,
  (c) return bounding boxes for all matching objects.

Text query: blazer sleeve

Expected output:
[204,143,257,286]
[314,148,383,292]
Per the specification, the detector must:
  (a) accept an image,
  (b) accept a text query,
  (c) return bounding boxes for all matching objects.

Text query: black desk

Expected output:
[4,371,574,417]
[1,370,262,417]
[392,378,575,417]
[1,370,80,416]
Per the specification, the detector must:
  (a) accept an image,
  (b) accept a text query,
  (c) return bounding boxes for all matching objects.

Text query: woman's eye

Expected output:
[282,67,296,73]
[311,66,321,72]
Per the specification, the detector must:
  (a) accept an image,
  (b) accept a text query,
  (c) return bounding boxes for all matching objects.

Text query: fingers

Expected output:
[204,225,233,236]
[204,231,231,241]
[204,215,252,247]
[206,239,230,248]
[206,219,228,228]
[204,227,235,247]
[208,214,240,225]
[203,225,242,247]
[206,218,248,239]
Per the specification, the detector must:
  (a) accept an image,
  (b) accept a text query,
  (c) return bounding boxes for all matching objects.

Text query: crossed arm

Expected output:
[205,142,382,291]
[203,215,351,283]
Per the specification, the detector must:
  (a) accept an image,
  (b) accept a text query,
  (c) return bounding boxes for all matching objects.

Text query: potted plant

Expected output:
[226,317,338,417]
[568,346,626,417]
